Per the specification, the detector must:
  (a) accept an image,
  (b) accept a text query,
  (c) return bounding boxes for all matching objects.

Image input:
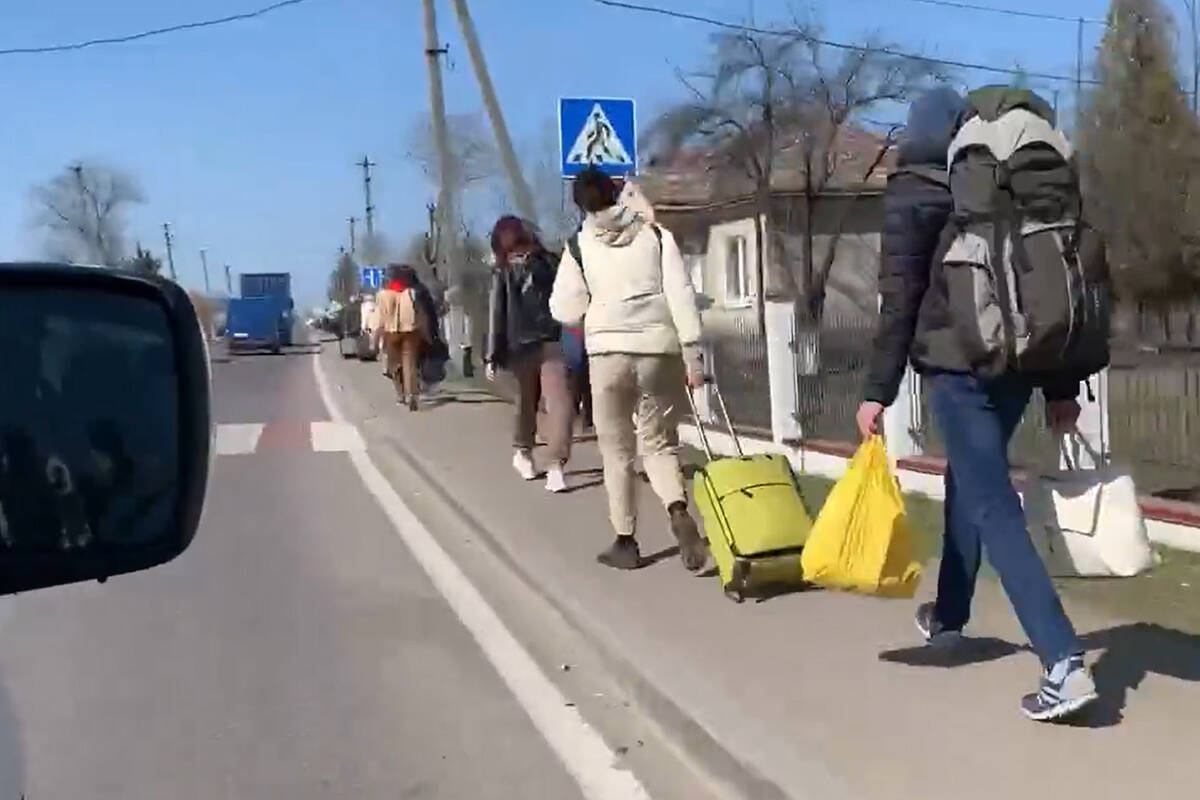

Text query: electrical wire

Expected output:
[889,0,1106,26]
[0,0,313,57]
[590,0,1100,85]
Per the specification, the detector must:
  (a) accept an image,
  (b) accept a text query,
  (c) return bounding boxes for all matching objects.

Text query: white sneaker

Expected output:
[512,450,537,481]
[545,464,568,494]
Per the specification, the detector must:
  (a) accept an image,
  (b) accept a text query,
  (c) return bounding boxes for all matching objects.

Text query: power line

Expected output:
[590,0,1101,85]
[0,0,313,57]
[889,0,1106,26]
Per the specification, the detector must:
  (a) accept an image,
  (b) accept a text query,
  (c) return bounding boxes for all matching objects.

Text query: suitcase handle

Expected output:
[684,375,744,461]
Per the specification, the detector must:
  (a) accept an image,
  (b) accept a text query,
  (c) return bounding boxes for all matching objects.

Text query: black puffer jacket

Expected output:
[864,88,1078,404]
[485,251,561,367]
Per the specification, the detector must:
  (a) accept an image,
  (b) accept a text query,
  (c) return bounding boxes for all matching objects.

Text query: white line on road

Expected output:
[214,424,265,456]
[312,353,651,800]
[310,420,366,453]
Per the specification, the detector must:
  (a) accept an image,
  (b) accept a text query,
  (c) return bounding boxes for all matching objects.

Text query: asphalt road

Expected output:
[0,345,582,799]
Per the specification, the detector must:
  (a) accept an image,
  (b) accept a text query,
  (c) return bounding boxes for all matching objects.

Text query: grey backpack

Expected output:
[942,86,1110,382]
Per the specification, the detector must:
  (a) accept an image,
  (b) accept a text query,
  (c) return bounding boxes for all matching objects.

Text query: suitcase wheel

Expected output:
[725,560,750,603]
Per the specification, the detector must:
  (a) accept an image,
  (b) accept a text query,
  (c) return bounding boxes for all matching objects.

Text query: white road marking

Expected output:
[312,353,651,800]
[214,424,265,456]
[310,421,366,453]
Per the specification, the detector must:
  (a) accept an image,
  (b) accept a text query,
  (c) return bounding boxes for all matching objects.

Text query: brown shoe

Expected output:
[668,503,707,572]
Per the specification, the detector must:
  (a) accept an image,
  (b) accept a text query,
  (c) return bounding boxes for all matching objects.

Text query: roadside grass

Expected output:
[684,447,1200,635]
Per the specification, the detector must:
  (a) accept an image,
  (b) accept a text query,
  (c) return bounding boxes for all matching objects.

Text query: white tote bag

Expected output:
[1024,436,1156,578]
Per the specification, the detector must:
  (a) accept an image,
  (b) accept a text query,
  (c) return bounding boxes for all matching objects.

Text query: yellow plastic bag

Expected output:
[800,436,922,598]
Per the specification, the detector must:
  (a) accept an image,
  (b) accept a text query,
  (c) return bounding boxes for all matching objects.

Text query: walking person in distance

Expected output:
[550,167,707,573]
[376,264,431,412]
[484,216,575,494]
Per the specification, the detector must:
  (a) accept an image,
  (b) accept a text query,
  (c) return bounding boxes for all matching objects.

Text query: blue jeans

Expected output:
[927,372,1081,668]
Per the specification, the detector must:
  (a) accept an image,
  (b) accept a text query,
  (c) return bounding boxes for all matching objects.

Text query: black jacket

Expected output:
[485,252,561,367]
[864,89,1078,404]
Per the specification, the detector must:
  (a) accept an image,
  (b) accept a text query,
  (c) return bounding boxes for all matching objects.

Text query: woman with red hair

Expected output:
[484,216,574,493]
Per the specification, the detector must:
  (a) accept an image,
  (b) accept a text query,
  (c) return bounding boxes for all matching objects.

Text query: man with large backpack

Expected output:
[858,86,1111,722]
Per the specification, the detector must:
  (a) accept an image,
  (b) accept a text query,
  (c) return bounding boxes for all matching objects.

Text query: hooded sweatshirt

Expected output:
[549,202,702,364]
[863,88,966,405]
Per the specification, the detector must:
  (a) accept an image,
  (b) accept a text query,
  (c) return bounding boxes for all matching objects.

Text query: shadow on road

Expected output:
[0,673,26,799]
[1072,622,1200,728]
[878,621,1200,727]
[879,637,1027,668]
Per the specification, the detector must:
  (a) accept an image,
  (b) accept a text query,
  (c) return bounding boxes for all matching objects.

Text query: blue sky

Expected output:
[0,1,1139,305]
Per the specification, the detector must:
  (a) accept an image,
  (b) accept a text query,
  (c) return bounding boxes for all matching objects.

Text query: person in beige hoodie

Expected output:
[375,265,429,411]
[550,167,707,572]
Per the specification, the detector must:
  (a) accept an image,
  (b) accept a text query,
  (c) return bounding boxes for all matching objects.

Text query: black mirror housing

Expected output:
[0,263,211,595]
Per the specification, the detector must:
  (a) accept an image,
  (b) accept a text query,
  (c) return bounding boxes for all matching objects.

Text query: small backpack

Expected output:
[941,86,1111,382]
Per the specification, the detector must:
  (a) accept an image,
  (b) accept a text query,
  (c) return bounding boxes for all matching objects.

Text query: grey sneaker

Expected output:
[915,602,963,647]
[1021,654,1098,722]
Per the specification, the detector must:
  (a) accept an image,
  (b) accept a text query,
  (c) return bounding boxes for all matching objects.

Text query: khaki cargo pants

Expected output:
[590,353,688,537]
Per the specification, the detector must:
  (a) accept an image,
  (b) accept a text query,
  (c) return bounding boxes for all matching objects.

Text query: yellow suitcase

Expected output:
[687,381,814,602]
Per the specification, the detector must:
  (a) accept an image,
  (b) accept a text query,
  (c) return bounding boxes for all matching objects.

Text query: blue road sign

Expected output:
[360,266,384,290]
[559,97,637,178]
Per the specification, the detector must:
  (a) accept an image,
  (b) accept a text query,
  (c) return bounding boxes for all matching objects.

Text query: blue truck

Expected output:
[225,272,294,354]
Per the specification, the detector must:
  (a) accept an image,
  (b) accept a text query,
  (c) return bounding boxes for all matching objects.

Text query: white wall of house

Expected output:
[699,216,762,338]
[695,205,882,327]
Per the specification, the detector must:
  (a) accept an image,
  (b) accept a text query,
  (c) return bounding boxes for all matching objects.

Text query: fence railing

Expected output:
[708,313,772,433]
[705,305,1200,499]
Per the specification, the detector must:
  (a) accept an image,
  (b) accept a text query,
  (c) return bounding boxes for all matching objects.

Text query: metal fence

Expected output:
[708,313,772,433]
[1109,362,1200,496]
[699,304,1200,498]
[796,312,878,443]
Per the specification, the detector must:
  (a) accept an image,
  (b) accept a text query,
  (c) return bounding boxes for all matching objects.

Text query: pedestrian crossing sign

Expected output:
[559,97,638,178]
[361,266,384,290]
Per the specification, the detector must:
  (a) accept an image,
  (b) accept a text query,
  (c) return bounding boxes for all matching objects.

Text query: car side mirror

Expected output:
[0,263,211,595]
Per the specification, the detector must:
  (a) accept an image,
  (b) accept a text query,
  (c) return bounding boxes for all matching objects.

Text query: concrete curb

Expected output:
[332,356,792,800]
[369,426,791,800]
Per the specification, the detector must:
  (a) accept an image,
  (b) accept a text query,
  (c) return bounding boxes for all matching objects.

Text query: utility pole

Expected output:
[423,0,466,368]
[449,0,536,222]
[357,156,376,260]
[1187,0,1199,112]
[224,264,232,295]
[199,248,210,294]
[163,223,177,282]
[348,216,358,256]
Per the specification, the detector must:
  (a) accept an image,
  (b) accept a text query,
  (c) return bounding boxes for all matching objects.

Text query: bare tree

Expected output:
[31,162,144,267]
[499,119,579,248]
[327,250,360,305]
[787,34,942,324]
[125,243,163,276]
[1078,0,1200,303]
[643,20,944,330]
[406,112,498,199]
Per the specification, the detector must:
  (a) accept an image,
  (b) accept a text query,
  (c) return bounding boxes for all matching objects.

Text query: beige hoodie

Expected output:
[549,204,702,365]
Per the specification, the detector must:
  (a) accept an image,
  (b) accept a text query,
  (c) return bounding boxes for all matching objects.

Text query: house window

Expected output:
[724,235,750,305]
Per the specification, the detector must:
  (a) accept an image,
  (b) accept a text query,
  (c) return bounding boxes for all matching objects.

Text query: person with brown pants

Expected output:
[550,168,707,573]
[375,265,429,411]
[484,216,574,493]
